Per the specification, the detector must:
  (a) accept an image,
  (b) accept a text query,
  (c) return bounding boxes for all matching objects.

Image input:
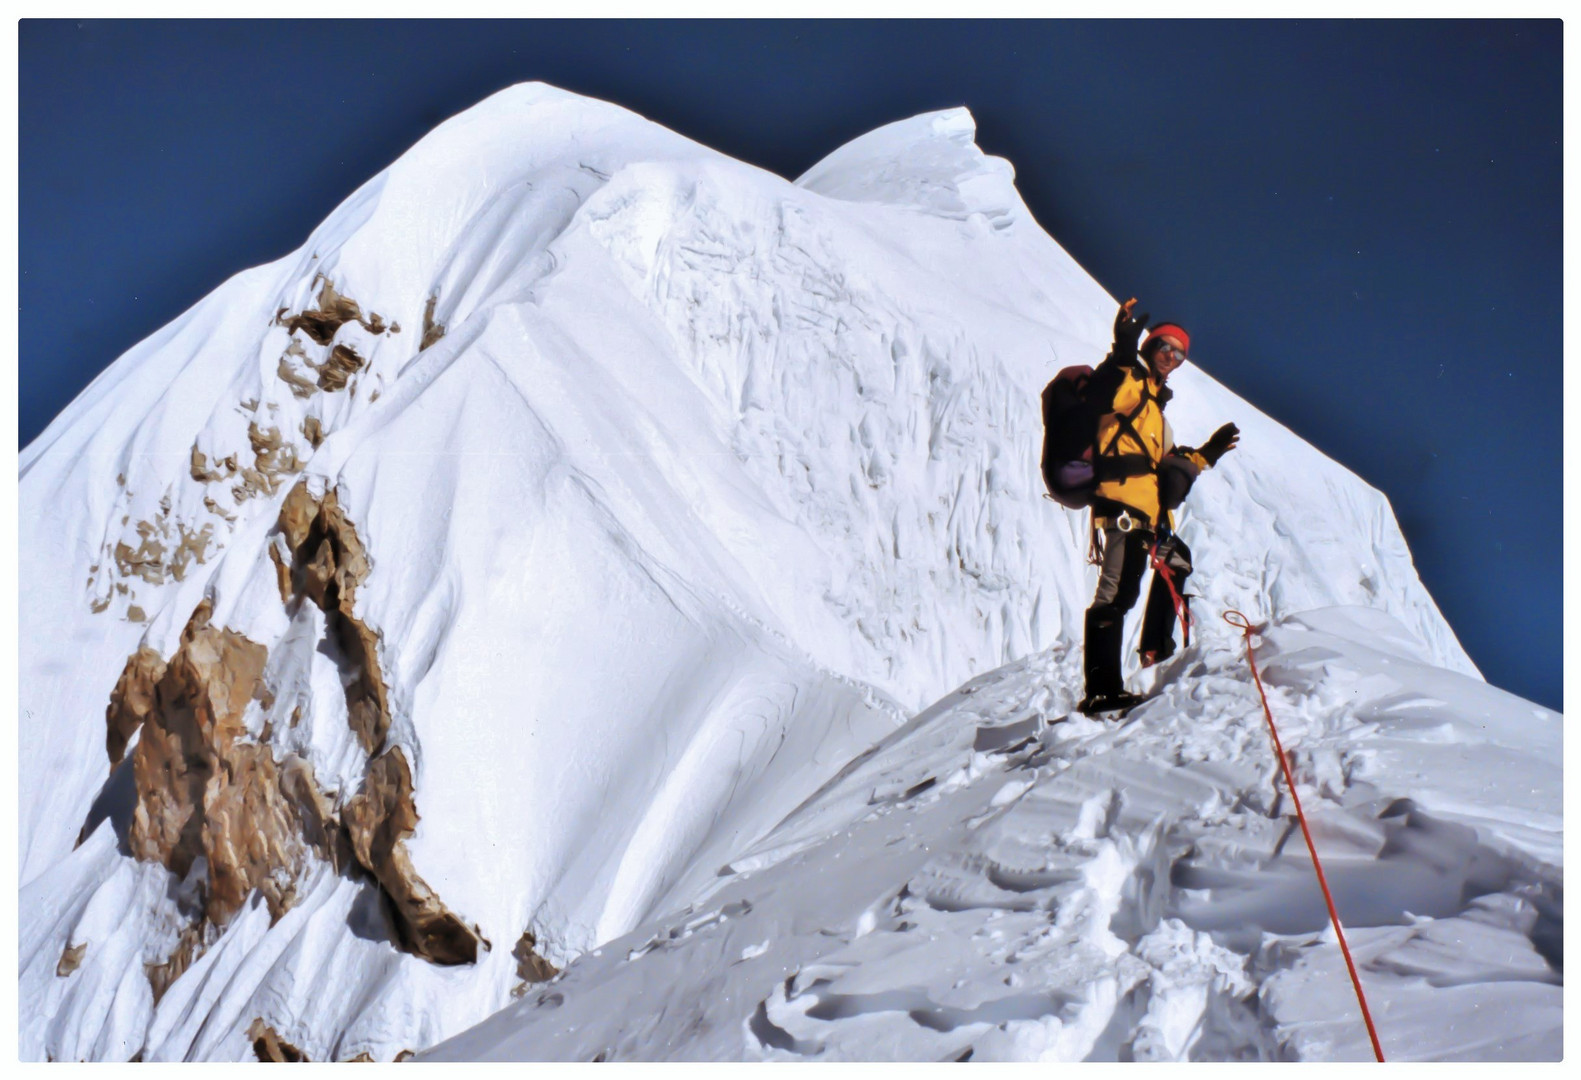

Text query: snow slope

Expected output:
[427,606,1560,1062]
[18,84,1527,1063]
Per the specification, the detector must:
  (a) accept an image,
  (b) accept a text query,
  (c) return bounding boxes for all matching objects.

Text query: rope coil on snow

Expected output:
[1223,610,1386,1063]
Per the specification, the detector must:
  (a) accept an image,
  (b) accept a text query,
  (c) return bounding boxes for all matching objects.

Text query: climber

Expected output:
[1078,300,1240,715]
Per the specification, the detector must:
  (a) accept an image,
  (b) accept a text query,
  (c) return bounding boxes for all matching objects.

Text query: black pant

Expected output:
[1083,527,1192,696]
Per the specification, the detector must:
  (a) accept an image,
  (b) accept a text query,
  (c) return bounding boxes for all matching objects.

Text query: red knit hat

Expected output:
[1144,323,1190,354]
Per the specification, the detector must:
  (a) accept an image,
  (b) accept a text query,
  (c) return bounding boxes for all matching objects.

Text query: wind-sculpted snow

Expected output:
[796,107,1023,228]
[20,83,1508,1061]
[426,610,1560,1062]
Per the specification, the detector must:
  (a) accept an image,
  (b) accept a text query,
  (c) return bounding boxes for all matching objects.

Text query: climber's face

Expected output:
[1151,336,1187,381]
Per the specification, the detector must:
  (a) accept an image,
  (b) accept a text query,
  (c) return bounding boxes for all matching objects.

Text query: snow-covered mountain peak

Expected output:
[271,81,731,366]
[20,84,1548,1063]
[797,106,1024,229]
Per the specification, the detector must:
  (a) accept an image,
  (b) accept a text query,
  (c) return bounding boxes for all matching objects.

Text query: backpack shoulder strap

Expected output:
[1100,380,1155,458]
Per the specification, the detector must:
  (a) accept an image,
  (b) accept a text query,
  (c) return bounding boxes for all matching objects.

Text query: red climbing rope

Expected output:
[1223,610,1385,1063]
[1149,542,1192,647]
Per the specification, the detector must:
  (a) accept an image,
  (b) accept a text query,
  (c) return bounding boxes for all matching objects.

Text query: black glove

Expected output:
[1200,422,1240,465]
[1112,299,1149,362]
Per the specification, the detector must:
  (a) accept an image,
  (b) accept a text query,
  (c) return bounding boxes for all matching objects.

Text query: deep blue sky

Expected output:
[18,20,1561,710]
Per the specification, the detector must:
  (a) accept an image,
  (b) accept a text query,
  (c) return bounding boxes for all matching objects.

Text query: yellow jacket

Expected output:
[1092,365,1209,529]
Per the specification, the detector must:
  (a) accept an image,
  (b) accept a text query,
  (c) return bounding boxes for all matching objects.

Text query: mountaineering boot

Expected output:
[1076,689,1147,716]
[1081,607,1128,714]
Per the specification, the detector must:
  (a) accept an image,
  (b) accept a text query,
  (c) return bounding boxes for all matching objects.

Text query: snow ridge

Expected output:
[796,107,1024,229]
[18,83,1523,1064]
[426,609,1559,1062]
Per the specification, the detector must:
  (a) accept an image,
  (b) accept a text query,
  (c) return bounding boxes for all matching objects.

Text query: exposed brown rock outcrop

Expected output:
[146,922,209,1005]
[271,482,485,967]
[268,541,294,606]
[249,422,304,477]
[123,601,307,924]
[249,1019,308,1062]
[277,483,389,753]
[169,525,215,581]
[279,754,351,870]
[98,483,499,1005]
[190,446,238,483]
[203,495,238,524]
[113,517,214,585]
[277,277,388,346]
[273,278,388,402]
[344,748,478,965]
[510,931,559,997]
[200,741,309,922]
[233,468,282,504]
[317,344,366,393]
[420,294,446,351]
[57,942,86,977]
[105,604,349,989]
[229,422,308,504]
[113,522,168,585]
[106,646,166,766]
[277,340,321,399]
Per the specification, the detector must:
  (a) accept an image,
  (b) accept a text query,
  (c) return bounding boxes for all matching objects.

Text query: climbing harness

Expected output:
[1223,610,1386,1063]
[1149,541,1192,648]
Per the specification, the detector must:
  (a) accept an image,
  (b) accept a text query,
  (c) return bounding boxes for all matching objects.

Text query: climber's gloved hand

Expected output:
[1112,298,1149,361]
[1200,422,1240,465]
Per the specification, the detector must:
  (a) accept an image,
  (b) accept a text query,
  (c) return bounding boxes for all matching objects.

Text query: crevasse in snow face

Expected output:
[19,82,1506,1064]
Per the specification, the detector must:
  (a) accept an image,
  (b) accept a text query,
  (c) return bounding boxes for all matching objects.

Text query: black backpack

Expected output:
[1040,365,1099,509]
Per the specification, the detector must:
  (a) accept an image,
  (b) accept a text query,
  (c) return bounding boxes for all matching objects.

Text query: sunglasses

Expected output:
[1154,342,1188,365]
